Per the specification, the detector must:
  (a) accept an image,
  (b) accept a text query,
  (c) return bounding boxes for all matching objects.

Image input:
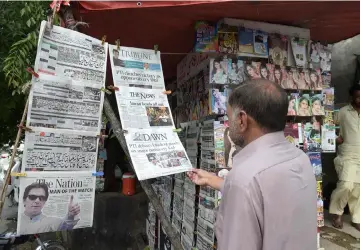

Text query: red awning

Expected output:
[74,1,360,79]
[79,1,229,10]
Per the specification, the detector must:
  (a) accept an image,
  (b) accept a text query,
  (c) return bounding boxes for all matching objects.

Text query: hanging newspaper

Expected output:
[109,45,165,89]
[36,21,108,86]
[23,131,98,172]
[125,128,192,180]
[17,172,95,235]
[115,86,174,129]
[27,75,104,132]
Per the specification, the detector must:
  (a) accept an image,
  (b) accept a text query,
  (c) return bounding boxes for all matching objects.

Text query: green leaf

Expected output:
[20,8,25,17]
[26,19,31,28]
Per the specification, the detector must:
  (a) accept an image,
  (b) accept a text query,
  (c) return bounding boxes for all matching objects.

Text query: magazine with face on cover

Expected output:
[310,93,325,116]
[269,34,288,67]
[297,94,312,116]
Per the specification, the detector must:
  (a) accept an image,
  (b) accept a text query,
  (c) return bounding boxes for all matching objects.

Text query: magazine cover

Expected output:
[259,63,271,81]
[194,21,218,52]
[319,44,332,72]
[321,71,332,88]
[266,63,275,82]
[297,94,311,116]
[237,59,247,84]
[284,123,302,147]
[310,93,325,116]
[238,28,254,54]
[317,198,325,227]
[209,89,227,115]
[291,38,308,68]
[321,125,336,152]
[309,41,321,70]
[307,152,322,181]
[282,67,298,90]
[308,69,323,90]
[269,34,288,67]
[323,110,335,127]
[253,31,268,56]
[218,24,238,54]
[227,56,241,84]
[303,119,322,152]
[210,56,228,84]
[243,62,260,80]
[322,88,334,111]
[273,66,284,86]
[287,93,298,116]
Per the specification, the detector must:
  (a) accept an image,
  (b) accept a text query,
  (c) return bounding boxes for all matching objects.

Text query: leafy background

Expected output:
[0,1,50,147]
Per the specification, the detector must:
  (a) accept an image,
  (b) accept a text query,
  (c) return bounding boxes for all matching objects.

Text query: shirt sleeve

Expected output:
[218,181,263,250]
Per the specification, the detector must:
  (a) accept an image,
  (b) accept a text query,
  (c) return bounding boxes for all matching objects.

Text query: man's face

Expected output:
[353,90,360,106]
[113,51,119,59]
[227,105,245,147]
[24,188,47,217]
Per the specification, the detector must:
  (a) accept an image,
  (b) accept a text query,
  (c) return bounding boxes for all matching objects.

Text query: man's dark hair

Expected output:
[23,182,49,201]
[349,84,360,96]
[228,79,288,132]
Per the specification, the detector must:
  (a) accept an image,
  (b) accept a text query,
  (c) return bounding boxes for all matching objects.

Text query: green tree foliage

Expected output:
[0,1,49,147]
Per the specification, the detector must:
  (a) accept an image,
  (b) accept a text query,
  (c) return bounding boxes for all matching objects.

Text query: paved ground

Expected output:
[320,210,360,250]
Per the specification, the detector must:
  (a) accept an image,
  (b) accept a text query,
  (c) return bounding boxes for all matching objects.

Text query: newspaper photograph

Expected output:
[35,21,108,86]
[125,128,192,180]
[115,86,174,129]
[23,130,98,172]
[27,75,104,132]
[17,172,95,235]
[109,45,165,89]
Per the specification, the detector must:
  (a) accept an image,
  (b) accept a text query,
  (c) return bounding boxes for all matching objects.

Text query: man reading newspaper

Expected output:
[19,182,80,234]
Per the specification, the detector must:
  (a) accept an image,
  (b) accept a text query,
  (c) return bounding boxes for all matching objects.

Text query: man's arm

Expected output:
[218,181,262,250]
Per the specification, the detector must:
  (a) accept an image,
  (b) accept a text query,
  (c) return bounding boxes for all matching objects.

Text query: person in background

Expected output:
[187,79,317,250]
[329,84,360,231]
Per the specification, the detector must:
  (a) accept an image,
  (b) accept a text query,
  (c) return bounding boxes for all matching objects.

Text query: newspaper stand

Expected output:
[146,17,336,250]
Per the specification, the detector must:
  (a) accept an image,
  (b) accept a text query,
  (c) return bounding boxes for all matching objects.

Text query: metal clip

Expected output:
[154,44,158,54]
[17,124,32,132]
[173,128,182,133]
[100,87,112,95]
[26,67,39,78]
[11,172,27,177]
[107,85,119,91]
[115,39,120,50]
[101,35,107,46]
[92,171,104,177]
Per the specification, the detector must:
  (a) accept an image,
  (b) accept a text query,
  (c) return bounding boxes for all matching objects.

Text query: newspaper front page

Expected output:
[36,21,108,86]
[115,86,174,130]
[23,131,98,172]
[27,75,104,132]
[17,172,95,235]
[109,45,165,89]
[125,128,192,180]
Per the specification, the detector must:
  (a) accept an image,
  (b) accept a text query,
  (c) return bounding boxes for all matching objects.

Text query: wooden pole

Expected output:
[0,97,29,215]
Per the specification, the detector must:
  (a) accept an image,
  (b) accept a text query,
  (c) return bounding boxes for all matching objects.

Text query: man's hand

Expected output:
[187,169,215,186]
[187,169,224,191]
[67,195,80,220]
[336,136,344,145]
